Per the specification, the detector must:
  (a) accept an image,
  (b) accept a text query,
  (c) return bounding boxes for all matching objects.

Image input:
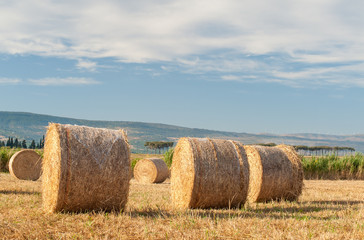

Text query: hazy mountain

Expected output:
[1,111,363,153]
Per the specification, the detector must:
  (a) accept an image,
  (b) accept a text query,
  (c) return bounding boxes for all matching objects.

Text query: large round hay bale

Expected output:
[134,158,169,183]
[276,144,304,200]
[244,145,303,203]
[171,138,249,209]
[42,123,131,213]
[9,150,42,181]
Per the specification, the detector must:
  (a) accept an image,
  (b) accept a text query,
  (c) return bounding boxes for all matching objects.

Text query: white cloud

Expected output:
[0,77,21,84]
[1,0,364,87]
[28,77,100,86]
[221,75,241,81]
[221,75,258,81]
[76,59,97,71]
[1,0,363,61]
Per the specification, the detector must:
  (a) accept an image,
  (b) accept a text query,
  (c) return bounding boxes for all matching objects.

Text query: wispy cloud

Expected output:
[0,77,21,84]
[1,1,363,61]
[76,59,97,71]
[28,77,100,86]
[172,52,364,88]
[1,1,364,88]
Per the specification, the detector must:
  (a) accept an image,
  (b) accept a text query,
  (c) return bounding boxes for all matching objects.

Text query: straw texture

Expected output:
[171,138,248,209]
[9,150,42,181]
[42,123,130,213]
[276,144,304,200]
[244,145,303,203]
[134,158,169,183]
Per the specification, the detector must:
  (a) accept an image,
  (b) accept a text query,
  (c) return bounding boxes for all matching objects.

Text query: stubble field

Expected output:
[0,172,363,239]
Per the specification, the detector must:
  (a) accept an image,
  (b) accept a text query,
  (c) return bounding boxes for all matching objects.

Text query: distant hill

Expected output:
[1,111,363,153]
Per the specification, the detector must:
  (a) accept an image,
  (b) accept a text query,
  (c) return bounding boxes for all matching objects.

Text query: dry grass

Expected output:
[132,153,163,160]
[0,172,363,239]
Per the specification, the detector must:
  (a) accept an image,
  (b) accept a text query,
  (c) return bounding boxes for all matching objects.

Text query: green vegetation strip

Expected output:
[303,153,364,180]
[0,147,20,172]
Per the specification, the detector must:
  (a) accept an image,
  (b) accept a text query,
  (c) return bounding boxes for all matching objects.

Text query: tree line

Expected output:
[294,145,355,156]
[144,141,174,154]
[0,136,45,149]
[256,143,356,156]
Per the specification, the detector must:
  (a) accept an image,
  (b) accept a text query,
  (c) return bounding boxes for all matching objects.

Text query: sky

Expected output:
[1,0,364,135]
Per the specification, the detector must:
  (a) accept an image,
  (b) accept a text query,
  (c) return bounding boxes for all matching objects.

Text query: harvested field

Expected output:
[0,172,363,239]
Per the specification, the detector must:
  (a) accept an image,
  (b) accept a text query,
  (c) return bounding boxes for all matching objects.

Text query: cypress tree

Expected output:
[29,140,36,149]
[22,140,27,149]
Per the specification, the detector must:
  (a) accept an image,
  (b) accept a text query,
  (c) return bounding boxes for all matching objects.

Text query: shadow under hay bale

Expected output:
[244,144,303,203]
[171,138,249,209]
[134,158,169,184]
[9,149,42,181]
[42,123,131,213]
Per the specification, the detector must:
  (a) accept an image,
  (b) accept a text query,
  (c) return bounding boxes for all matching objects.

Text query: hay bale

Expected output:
[134,158,169,183]
[9,150,42,181]
[171,137,249,209]
[276,144,304,200]
[42,123,130,213]
[244,145,303,203]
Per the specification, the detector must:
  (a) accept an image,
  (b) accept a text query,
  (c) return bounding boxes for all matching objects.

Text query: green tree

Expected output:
[6,137,11,147]
[164,148,174,168]
[22,140,27,149]
[38,136,45,149]
[10,137,14,148]
[29,140,36,149]
[144,141,174,154]
[14,138,19,148]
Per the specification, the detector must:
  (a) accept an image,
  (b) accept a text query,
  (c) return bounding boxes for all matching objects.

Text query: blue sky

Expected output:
[1,0,364,135]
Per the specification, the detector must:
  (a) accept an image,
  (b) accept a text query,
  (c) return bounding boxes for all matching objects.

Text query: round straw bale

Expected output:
[134,158,169,183]
[276,144,304,200]
[171,137,249,209]
[244,145,303,203]
[42,123,131,213]
[9,150,42,181]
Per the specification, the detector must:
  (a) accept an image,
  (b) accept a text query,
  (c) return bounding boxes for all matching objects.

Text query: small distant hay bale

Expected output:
[244,144,303,203]
[9,150,42,181]
[134,158,169,183]
[42,123,131,213]
[171,138,249,209]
